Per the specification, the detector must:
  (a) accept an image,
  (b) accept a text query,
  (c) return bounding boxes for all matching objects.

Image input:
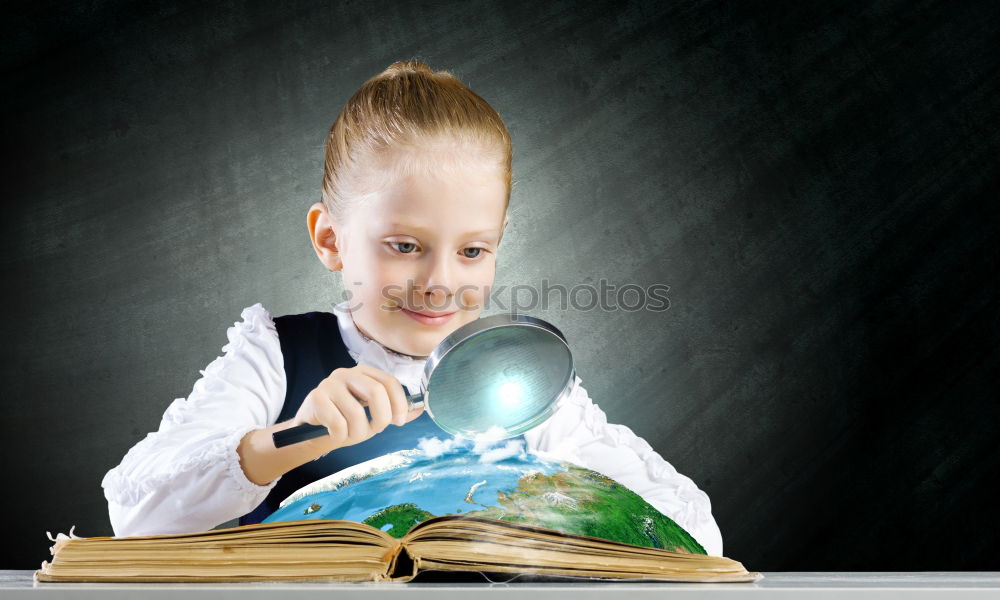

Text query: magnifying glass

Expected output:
[272,312,575,448]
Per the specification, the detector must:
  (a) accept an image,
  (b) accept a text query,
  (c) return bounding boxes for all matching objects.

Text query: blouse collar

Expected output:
[333,300,427,396]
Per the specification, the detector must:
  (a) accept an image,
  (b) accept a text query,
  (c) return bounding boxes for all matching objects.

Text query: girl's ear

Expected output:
[307,202,343,271]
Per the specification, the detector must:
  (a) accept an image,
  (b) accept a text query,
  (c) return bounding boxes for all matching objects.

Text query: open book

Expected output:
[39,440,759,583]
[36,515,759,583]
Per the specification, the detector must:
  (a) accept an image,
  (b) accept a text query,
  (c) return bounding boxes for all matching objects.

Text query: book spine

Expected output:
[385,542,418,582]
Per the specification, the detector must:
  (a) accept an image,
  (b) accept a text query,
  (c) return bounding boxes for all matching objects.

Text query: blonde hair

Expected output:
[322,60,512,232]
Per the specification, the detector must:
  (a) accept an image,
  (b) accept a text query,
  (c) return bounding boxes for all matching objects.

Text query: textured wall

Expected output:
[2,0,998,571]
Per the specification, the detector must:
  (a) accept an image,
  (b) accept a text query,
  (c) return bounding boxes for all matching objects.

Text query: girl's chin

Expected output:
[375,309,478,356]
[379,322,428,347]
[389,326,457,357]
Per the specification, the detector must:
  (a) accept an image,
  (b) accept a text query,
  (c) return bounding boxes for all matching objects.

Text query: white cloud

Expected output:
[471,426,509,451]
[417,436,459,458]
[478,439,526,463]
[416,432,527,463]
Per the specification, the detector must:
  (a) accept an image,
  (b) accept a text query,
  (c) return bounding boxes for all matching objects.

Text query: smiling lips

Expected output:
[401,307,456,326]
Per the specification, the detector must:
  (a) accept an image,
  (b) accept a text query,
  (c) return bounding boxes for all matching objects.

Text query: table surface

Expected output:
[4,571,1000,598]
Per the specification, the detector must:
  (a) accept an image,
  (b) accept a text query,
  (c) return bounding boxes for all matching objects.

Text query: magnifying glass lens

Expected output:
[427,325,573,438]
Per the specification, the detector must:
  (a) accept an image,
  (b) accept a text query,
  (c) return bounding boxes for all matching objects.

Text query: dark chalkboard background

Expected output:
[2,0,998,571]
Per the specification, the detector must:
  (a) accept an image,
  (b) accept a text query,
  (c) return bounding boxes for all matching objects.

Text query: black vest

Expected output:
[238,310,447,526]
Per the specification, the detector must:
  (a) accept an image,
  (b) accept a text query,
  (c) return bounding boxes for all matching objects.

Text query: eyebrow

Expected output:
[387,223,500,240]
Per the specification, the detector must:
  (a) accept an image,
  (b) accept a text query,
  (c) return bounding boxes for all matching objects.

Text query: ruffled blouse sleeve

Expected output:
[100,303,286,537]
[523,375,724,557]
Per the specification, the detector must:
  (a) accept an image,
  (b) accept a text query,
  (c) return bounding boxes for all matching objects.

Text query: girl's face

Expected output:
[312,159,508,358]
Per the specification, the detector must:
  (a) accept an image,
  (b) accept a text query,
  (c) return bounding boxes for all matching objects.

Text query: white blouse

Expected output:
[101,302,724,557]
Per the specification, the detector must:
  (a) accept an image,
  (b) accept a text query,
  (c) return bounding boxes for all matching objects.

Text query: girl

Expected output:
[101,61,724,557]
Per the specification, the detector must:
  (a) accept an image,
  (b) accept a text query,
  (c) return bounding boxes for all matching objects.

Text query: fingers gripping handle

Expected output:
[272,392,425,448]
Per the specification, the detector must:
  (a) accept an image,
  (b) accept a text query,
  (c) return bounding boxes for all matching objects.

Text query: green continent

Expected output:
[363,503,436,538]
[463,464,707,554]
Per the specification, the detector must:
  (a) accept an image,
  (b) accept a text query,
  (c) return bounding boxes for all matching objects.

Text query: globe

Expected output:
[261,437,706,555]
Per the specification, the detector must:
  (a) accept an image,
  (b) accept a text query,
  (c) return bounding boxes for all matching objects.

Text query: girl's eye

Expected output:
[388,241,418,254]
[462,247,484,259]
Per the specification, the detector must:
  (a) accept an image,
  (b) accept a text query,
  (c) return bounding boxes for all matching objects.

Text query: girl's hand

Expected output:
[290,365,424,457]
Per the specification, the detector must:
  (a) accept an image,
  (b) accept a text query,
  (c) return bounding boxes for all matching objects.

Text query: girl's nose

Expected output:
[416,254,454,308]
[424,286,450,309]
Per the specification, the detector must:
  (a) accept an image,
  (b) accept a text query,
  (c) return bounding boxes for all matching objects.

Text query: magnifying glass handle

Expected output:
[272,391,425,448]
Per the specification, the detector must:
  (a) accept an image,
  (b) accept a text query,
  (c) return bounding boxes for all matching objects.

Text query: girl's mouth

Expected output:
[401,307,456,326]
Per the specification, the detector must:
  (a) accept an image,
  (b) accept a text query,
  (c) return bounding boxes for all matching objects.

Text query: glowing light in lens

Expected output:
[497,380,524,409]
